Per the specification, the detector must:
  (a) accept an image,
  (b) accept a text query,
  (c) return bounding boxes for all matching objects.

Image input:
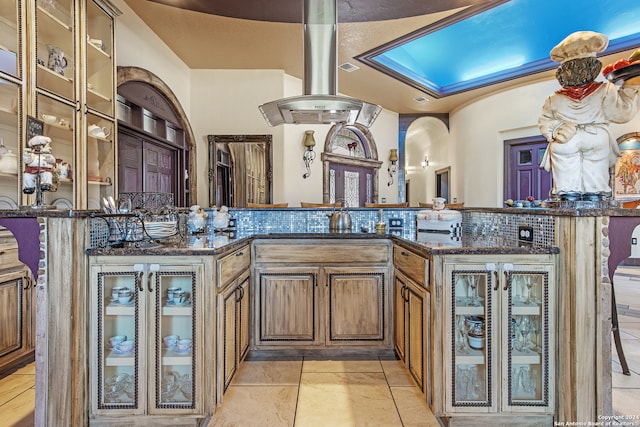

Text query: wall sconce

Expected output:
[387,148,398,186]
[421,157,429,169]
[302,130,316,179]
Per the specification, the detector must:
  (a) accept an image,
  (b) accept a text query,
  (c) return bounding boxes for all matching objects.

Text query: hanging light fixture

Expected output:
[302,130,316,178]
[387,148,398,186]
[421,157,429,169]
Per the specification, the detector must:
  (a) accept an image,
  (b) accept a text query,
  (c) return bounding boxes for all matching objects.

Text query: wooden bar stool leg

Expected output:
[612,281,631,376]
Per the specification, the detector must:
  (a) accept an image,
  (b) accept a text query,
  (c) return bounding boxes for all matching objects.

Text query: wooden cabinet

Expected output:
[252,239,392,350]
[431,254,556,425]
[216,244,251,404]
[393,245,430,400]
[0,228,34,374]
[89,255,213,424]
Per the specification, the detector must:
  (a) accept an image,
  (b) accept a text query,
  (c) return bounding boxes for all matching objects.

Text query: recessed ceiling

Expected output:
[358,0,640,98]
[123,0,640,114]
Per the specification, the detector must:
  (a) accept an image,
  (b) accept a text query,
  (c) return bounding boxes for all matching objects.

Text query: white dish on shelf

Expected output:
[111,348,133,356]
[166,299,191,307]
[52,198,72,209]
[0,196,18,209]
[145,221,178,239]
[172,347,191,355]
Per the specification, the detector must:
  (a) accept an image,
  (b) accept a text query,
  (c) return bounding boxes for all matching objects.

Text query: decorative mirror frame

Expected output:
[207,134,273,208]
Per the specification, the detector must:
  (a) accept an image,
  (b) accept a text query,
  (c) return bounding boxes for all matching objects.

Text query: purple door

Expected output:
[330,163,373,207]
[504,137,553,201]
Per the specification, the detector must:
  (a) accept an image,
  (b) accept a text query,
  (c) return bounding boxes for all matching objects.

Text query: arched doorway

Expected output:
[321,123,382,207]
[116,67,197,206]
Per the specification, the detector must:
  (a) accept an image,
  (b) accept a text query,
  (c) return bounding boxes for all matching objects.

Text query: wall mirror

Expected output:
[207,135,272,208]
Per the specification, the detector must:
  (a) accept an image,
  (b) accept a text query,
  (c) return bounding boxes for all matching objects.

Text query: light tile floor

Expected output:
[207,356,441,427]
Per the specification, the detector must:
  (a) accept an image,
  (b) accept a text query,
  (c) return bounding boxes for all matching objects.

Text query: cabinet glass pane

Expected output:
[85,0,113,116]
[0,0,20,78]
[35,93,74,208]
[87,112,114,209]
[35,0,75,100]
[452,271,491,407]
[0,79,20,208]
[97,271,140,410]
[507,271,550,406]
[155,271,196,409]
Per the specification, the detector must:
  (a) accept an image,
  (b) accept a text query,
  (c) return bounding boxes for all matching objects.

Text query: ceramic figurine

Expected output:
[23,135,57,194]
[187,205,207,234]
[212,205,230,230]
[538,31,640,201]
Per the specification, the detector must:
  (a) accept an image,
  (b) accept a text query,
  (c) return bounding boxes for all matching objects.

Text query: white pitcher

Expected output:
[47,45,68,76]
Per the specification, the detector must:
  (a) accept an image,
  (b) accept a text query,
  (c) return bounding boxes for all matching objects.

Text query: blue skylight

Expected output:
[358,0,640,98]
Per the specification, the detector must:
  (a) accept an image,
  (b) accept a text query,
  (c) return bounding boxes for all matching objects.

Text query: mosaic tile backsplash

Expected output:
[88,208,557,249]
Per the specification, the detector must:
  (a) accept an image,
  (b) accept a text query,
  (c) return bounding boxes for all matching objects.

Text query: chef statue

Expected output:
[538,31,640,201]
[23,135,58,194]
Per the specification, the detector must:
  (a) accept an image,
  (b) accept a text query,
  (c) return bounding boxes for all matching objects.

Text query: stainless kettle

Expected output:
[327,199,352,232]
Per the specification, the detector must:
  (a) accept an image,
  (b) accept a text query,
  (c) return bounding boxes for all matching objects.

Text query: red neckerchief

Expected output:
[556,81,603,101]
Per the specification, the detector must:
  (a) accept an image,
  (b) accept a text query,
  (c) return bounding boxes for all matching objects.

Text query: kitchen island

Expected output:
[0,206,624,426]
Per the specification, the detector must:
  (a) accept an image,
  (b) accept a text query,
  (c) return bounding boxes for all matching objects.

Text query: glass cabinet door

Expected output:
[450,268,495,411]
[0,79,21,208]
[35,93,75,208]
[95,268,143,414]
[85,0,114,116]
[0,0,21,78]
[153,269,198,411]
[504,269,552,410]
[86,111,114,209]
[35,0,76,101]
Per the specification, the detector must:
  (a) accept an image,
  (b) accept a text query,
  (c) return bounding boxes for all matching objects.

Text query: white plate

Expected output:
[0,196,18,209]
[52,198,72,209]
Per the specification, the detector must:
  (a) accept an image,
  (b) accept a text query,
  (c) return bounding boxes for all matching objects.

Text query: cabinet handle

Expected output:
[503,271,511,291]
[137,271,144,292]
[23,276,30,290]
[401,251,409,257]
[493,271,500,291]
[76,100,81,112]
[0,250,5,255]
[236,251,244,257]
[147,272,154,292]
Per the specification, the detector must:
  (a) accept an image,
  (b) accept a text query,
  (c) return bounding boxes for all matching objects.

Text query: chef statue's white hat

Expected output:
[550,31,609,63]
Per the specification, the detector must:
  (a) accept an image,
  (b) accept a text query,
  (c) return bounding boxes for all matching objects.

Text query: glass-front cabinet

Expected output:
[439,254,556,422]
[0,0,23,209]
[89,257,206,419]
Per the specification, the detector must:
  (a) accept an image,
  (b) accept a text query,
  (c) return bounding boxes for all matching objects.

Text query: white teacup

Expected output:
[109,335,127,348]
[163,335,178,349]
[118,289,133,304]
[175,339,192,353]
[111,286,126,301]
[114,340,134,354]
[173,290,187,305]
[41,114,57,124]
[167,287,181,303]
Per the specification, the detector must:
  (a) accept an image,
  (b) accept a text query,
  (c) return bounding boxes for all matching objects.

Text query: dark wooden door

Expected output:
[330,163,373,207]
[118,130,176,196]
[504,137,553,201]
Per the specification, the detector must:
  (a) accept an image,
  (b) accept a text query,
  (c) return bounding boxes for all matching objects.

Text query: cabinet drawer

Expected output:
[217,245,250,288]
[0,247,21,271]
[254,241,389,264]
[394,246,427,287]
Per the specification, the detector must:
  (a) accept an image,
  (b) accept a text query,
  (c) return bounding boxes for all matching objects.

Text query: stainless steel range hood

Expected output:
[258,0,381,127]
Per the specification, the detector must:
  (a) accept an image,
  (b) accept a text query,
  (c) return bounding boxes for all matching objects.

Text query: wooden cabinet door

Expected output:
[219,282,238,393]
[0,272,27,368]
[393,273,407,361]
[406,279,426,391]
[326,267,387,343]
[237,273,250,362]
[255,268,319,345]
